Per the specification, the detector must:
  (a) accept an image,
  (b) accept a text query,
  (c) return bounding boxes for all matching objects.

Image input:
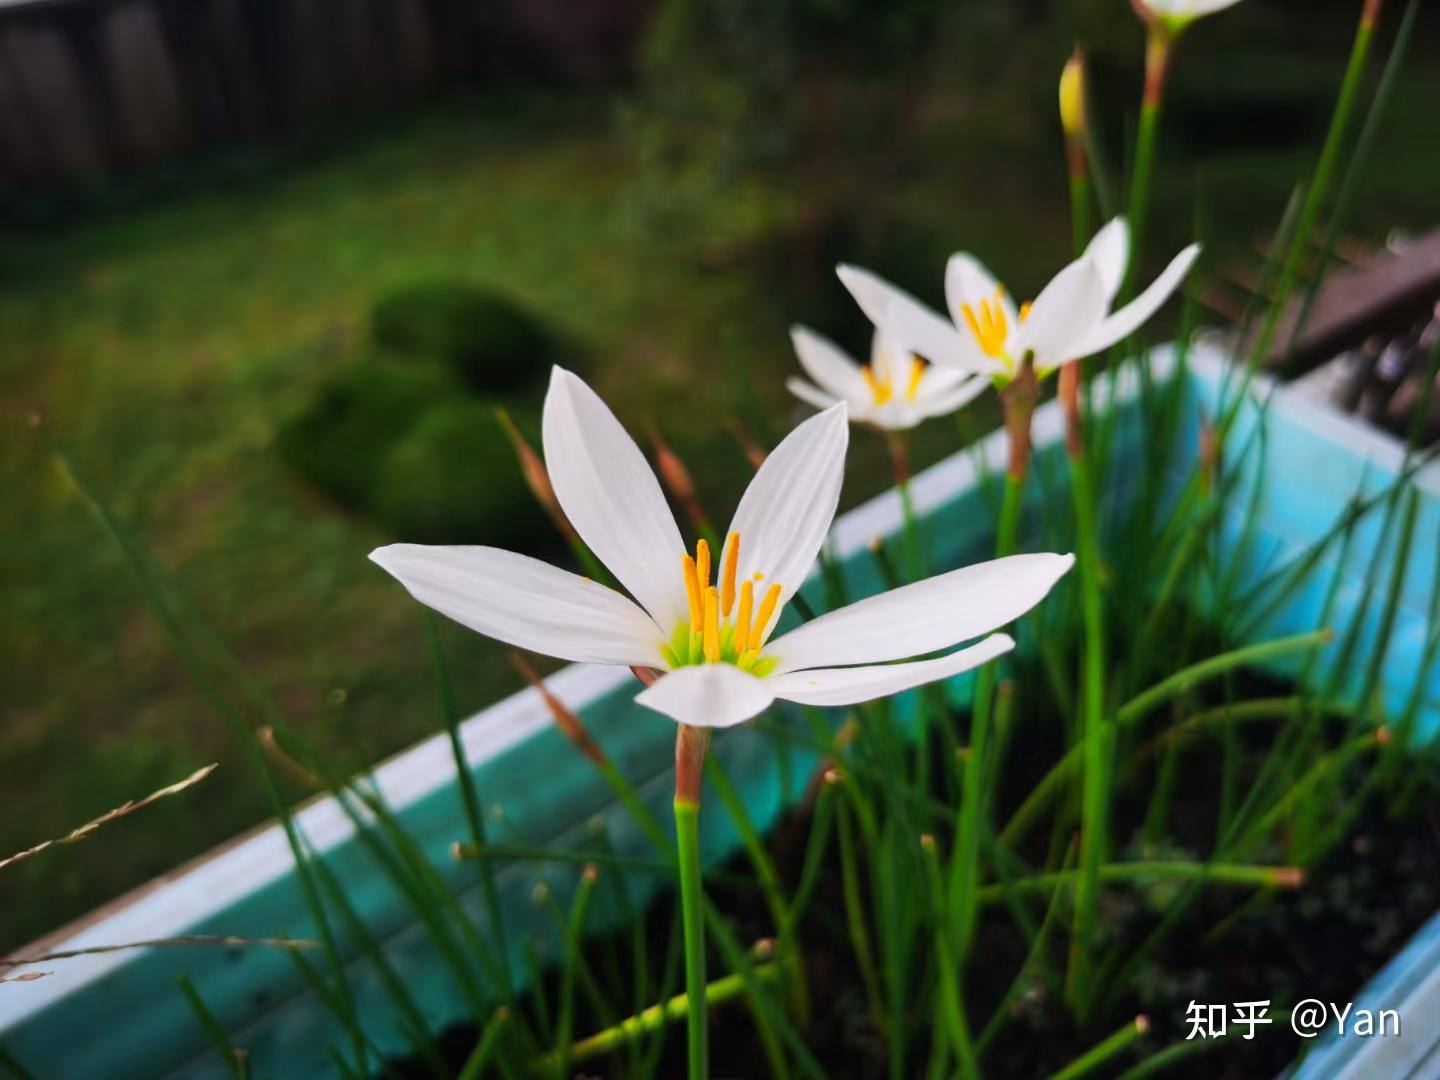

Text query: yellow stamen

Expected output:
[721,532,740,616]
[905,356,925,401]
[860,365,894,406]
[962,288,1014,359]
[681,553,703,632]
[703,587,720,663]
[734,579,754,653]
[752,583,782,648]
[694,538,711,596]
[1019,300,1032,322]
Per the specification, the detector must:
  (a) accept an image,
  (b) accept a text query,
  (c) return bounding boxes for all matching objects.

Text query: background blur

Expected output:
[2,0,1435,951]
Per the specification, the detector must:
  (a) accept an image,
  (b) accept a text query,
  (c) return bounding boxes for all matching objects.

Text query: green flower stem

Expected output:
[1066,439,1109,1014]
[950,469,1025,953]
[980,860,1303,904]
[457,1008,511,1080]
[1253,0,1385,369]
[888,431,924,582]
[1122,29,1172,298]
[1048,1015,1150,1080]
[539,964,778,1070]
[674,796,708,1080]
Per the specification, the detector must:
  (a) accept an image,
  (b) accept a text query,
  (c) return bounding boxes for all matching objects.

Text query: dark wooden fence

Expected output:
[0,0,652,188]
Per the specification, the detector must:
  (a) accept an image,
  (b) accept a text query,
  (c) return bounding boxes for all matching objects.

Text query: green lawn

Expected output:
[2,7,1436,949]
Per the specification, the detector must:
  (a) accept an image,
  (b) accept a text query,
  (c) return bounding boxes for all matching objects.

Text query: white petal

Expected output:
[726,404,849,627]
[543,368,688,631]
[635,664,774,728]
[769,634,1013,707]
[371,544,665,666]
[915,375,990,419]
[786,376,847,414]
[1014,257,1108,371]
[836,264,983,373]
[1084,218,1130,302]
[766,552,1074,674]
[944,253,1017,329]
[791,325,867,401]
[1070,244,1201,360]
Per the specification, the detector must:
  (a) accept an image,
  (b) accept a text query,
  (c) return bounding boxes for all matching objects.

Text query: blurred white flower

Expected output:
[786,326,988,431]
[838,218,1199,382]
[372,368,1072,729]
[1133,0,1246,30]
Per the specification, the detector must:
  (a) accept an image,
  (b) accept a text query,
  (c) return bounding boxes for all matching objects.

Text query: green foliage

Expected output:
[374,401,549,547]
[371,282,556,394]
[276,361,456,510]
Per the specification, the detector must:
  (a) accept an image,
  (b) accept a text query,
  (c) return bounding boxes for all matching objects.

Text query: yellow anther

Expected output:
[703,587,720,663]
[752,583,782,648]
[963,289,1014,359]
[1019,300,1032,323]
[734,579,754,653]
[694,538,711,595]
[721,532,740,616]
[905,357,925,401]
[681,553,703,632]
[861,365,893,406]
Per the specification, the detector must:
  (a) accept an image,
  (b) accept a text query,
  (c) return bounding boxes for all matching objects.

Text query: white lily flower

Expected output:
[1133,0,1245,31]
[838,218,1200,382]
[372,367,1074,729]
[786,325,989,431]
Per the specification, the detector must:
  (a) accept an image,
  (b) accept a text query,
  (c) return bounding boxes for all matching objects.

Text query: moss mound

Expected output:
[371,283,555,393]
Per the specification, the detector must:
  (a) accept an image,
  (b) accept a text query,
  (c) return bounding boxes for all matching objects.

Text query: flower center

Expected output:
[961,287,1031,366]
[861,353,927,406]
[665,532,781,675]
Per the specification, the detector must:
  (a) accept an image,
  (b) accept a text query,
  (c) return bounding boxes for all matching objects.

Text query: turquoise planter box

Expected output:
[2,347,1437,1078]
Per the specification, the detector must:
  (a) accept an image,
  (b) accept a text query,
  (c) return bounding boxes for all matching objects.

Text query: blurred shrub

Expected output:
[371,283,555,394]
[277,362,455,510]
[374,401,548,547]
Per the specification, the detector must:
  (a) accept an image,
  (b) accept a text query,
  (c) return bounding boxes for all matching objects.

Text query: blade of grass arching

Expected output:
[286,946,393,1073]
[457,1008,512,1080]
[1047,1016,1149,1080]
[1248,0,1386,371]
[550,866,599,1078]
[919,836,978,1080]
[1114,1026,1248,1080]
[326,1046,364,1080]
[1388,524,1440,777]
[58,454,366,1073]
[976,844,1076,1055]
[263,727,496,1014]
[426,613,512,1000]
[0,1048,36,1080]
[778,778,837,939]
[1233,452,1440,640]
[707,756,809,1023]
[836,791,885,1037]
[549,964,781,1071]
[1228,731,1385,860]
[308,849,445,1078]
[179,974,249,1080]
[976,860,1303,902]
[1285,0,1419,368]
[1013,638,1339,850]
[522,938,554,1048]
[704,903,821,1080]
[1115,631,1333,726]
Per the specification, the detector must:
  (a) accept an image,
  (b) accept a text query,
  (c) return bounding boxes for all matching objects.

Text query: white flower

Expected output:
[837,218,1200,381]
[372,368,1073,729]
[786,325,989,431]
[1134,0,1245,30]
